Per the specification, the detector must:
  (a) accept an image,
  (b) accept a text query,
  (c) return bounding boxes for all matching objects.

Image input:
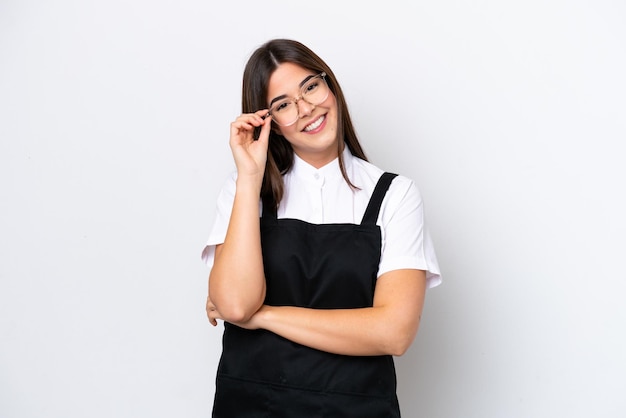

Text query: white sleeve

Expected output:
[200,172,237,268]
[378,177,442,289]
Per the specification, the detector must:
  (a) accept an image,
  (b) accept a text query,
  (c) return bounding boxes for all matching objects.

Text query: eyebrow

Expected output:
[269,74,316,108]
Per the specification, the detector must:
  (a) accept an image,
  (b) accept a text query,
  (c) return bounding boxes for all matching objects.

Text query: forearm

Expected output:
[246,269,426,356]
[209,176,266,322]
[257,305,418,357]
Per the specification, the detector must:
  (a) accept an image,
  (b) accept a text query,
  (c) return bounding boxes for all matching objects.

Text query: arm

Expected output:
[228,177,433,355]
[238,269,427,357]
[207,111,272,323]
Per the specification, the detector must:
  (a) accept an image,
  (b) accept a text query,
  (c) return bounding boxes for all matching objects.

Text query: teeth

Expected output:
[304,115,325,132]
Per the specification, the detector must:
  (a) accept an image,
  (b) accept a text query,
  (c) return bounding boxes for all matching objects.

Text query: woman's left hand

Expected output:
[206,295,223,326]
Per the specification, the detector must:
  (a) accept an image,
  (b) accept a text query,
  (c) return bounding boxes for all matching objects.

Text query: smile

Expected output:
[303,115,325,132]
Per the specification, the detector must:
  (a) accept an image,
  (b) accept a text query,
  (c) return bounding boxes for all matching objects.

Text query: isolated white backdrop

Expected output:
[1,1,625,417]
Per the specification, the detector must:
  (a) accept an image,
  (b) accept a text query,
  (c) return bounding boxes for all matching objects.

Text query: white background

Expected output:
[1,1,625,417]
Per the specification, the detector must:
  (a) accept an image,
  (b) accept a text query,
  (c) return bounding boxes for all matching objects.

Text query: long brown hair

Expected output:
[241,39,368,212]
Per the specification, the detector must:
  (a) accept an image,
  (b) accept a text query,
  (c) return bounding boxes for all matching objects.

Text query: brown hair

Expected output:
[241,39,368,212]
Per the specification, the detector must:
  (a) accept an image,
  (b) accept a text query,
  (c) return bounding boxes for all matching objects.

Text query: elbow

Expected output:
[387,337,413,357]
[217,301,260,324]
[209,271,266,324]
[211,297,263,324]
[381,324,419,357]
[209,286,266,325]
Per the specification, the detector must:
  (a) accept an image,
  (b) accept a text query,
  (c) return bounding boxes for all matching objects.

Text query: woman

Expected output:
[202,39,441,417]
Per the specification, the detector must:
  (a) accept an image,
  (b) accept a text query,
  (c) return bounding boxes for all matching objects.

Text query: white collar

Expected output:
[289,146,354,184]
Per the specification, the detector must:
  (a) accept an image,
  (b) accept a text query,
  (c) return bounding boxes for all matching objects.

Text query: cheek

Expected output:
[325,95,339,126]
[326,95,338,123]
[324,91,337,108]
[274,124,292,138]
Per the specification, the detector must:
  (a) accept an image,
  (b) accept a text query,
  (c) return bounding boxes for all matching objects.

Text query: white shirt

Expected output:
[202,148,442,288]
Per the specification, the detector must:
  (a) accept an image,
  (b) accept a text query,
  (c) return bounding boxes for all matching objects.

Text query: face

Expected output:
[266,62,339,168]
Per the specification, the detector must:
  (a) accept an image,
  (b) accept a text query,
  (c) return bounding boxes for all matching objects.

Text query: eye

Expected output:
[304,81,320,94]
[274,100,292,113]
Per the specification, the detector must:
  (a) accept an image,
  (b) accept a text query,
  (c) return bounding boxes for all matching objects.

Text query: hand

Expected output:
[206,294,222,327]
[229,110,273,179]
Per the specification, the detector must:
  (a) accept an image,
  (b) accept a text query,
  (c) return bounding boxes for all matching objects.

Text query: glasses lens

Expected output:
[302,75,329,106]
[270,99,297,126]
[270,74,329,126]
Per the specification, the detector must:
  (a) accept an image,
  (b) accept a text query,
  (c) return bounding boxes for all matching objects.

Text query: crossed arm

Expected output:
[208,237,426,357]
[206,172,427,357]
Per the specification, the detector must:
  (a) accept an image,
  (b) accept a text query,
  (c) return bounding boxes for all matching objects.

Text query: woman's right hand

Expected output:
[229,110,273,179]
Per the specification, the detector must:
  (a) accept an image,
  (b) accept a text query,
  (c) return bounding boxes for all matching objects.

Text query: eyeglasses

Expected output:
[266,72,329,127]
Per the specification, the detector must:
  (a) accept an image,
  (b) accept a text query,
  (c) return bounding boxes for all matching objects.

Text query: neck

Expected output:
[294,142,344,169]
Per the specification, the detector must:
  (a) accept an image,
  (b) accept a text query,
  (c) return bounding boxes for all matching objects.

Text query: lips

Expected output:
[303,115,325,132]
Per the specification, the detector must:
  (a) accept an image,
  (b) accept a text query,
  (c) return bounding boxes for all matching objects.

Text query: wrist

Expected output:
[235,176,263,198]
[236,173,263,190]
[256,305,273,328]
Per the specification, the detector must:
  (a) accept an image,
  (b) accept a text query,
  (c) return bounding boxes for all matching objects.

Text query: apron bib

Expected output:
[213,173,400,418]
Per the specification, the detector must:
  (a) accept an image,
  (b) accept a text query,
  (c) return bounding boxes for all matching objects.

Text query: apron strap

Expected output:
[360,172,398,225]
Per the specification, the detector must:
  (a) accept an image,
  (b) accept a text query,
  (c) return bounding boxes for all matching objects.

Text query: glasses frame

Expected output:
[266,72,329,127]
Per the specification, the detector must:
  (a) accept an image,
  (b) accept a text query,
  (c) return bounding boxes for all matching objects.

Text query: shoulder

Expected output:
[351,156,420,205]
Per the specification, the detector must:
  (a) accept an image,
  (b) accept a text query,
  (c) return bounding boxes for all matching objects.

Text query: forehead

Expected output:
[267,63,316,98]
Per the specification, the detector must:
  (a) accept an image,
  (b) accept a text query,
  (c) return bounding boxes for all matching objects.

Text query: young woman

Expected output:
[202,39,441,417]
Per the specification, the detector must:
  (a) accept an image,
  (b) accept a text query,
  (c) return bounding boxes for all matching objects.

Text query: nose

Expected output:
[296,98,315,118]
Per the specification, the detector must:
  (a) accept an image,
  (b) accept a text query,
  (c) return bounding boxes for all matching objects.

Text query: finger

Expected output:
[257,114,273,144]
[236,112,266,126]
[255,109,270,119]
[206,305,218,326]
[206,299,215,315]
[230,120,255,135]
[209,308,223,326]
[206,302,216,313]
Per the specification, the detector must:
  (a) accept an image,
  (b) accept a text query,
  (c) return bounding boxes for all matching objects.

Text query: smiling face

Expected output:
[267,62,339,168]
